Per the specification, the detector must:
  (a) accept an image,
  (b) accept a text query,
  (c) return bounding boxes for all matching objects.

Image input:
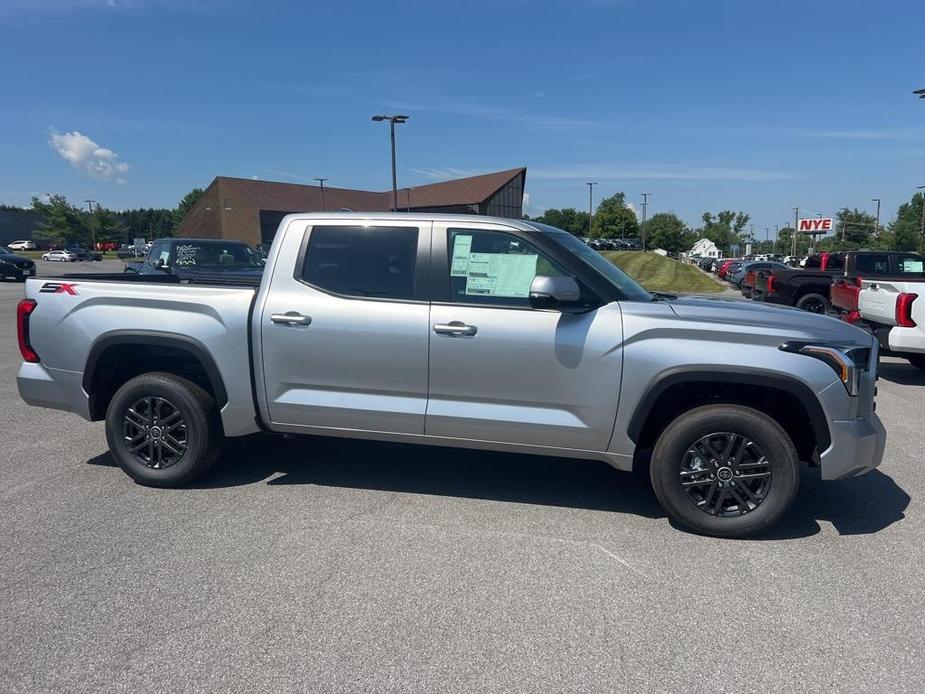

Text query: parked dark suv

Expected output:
[0,245,36,282]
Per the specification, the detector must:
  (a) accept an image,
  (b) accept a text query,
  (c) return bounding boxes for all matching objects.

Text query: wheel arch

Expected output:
[628,368,831,462]
[83,331,228,421]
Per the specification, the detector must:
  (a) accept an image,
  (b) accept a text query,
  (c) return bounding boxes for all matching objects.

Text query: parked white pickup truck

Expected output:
[858,276,925,370]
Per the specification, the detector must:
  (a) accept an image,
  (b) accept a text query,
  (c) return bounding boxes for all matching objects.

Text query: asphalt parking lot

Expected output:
[1,261,923,693]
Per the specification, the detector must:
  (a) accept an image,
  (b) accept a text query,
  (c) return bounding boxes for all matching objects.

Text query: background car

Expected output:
[0,245,36,281]
[68,247,103,262]
[42,249,77,262]
[7,240,36,251]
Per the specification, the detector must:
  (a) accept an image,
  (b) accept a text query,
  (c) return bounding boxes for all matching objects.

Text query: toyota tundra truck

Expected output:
[15,213,886,537]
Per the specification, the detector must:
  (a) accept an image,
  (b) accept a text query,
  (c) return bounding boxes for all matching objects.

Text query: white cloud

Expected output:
[48,130,130,183]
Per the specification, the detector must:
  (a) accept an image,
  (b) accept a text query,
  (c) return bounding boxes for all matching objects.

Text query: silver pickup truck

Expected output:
[16,213,886,537]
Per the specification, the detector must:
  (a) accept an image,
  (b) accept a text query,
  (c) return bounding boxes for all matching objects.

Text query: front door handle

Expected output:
[271,311,312,326]
[433,321,477,337]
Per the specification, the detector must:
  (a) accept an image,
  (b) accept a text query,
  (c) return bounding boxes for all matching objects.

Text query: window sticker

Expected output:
[175,244,198,266]
[450,235,473,276]
[465,252,538,297]
[901,259,923,273]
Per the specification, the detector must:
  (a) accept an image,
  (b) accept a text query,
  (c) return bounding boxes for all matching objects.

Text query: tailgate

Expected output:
[858,281,900,325]
[830,278,859,312]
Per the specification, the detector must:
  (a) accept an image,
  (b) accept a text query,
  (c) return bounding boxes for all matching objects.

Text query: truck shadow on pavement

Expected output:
[877,360,925,386]
[88,433,909,540]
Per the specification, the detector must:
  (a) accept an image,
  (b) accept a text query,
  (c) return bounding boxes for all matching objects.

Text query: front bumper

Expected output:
[1,265,35,279]
[819,413,887,480]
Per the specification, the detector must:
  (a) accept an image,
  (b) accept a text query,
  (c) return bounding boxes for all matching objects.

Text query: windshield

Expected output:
[0,246,11,254]
[535,224,653,301]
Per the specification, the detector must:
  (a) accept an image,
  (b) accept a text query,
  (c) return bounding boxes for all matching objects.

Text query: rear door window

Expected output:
[300,225,419,300]
[854,254,890,275]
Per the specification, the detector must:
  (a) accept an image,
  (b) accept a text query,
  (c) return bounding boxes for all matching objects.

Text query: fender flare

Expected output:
[82,330,228,413]
[627,367,831,450]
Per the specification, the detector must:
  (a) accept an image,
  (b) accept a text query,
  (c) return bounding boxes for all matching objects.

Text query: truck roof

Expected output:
[275,211,551,234]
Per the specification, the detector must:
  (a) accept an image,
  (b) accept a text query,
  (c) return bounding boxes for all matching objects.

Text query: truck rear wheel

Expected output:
[105,372,223,487]
[650,404,800,538]
[796,293,829,314]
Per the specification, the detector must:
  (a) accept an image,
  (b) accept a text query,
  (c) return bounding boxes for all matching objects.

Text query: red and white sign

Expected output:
[798,217,834,234]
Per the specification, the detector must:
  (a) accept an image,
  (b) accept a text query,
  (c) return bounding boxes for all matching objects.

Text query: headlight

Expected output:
[779,342,870,396]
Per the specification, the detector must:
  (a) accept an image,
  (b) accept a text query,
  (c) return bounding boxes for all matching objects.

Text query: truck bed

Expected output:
[20,276,261,437]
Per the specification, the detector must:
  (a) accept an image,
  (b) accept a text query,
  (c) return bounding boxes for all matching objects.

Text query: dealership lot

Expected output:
[1,263,924,693]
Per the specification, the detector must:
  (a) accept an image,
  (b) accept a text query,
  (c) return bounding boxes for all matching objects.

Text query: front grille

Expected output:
[16,261,33,269]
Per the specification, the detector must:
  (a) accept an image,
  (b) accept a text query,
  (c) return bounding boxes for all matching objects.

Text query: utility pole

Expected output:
[586,182,597,236]
[84,199,98,249]
[371,114,409,212]
[314,178,328,210]
[641,193,651,250]
[406,188,412,212]
[871,198,881,236]
[792,207,799,257]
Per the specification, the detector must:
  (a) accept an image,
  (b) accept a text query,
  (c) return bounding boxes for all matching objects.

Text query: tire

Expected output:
[795,292,829,314]
[105,372,223,487]
[907,354,925,371]
[650,404,800,538]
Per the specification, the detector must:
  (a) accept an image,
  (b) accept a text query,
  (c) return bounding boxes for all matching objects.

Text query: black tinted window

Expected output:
[301,225,418,300]
[854,254,889,275]
[826,254,844,270]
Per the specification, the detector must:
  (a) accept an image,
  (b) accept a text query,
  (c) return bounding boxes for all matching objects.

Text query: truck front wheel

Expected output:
[105,372,223,487]
[650,404,800,538]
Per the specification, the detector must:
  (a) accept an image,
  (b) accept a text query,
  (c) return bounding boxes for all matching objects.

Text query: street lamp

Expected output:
[586,182,597,236]
[314,178,328,210]
[371,114,409,211]
[871,198,881,235]
[641,193,651,250]
[913,88,925,100]
[84,199,98,249]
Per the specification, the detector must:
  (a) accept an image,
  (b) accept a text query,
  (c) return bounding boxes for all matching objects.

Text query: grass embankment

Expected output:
[603,251,724,294]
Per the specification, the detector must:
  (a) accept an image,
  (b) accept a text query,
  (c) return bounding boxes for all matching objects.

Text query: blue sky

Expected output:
[1,0,923,233]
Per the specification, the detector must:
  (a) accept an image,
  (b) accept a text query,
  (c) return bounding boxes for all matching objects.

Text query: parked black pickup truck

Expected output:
[752,251,921,314]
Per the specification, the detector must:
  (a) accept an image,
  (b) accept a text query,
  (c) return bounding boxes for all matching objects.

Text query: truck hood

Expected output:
[664,295,871,346]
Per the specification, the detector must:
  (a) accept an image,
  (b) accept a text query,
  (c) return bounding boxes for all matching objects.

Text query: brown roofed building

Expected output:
[175,167,526,248]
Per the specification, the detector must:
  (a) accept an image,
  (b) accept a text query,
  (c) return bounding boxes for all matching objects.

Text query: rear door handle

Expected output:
[271,312,312,326]
[433,321,477,337]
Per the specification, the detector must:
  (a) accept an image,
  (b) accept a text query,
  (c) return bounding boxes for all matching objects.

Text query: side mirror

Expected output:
[529,275,581,311]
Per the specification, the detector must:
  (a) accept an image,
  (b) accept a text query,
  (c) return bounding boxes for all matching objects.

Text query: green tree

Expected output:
[640,212,689,253]
[699,210,750,254]
[834,207,876,248]
[890,192,924,252]
[174,187,205,230]
[592,192,639,240]
[30,195,88,248]
[533,207,590,236]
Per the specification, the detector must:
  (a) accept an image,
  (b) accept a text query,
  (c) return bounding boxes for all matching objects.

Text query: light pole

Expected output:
[871,198,881,236]
[406,188,412,212]
[84,199,98,249]
[914,88,925,100]
[641,193,651,250]
[586,182,597,236]
[314,178,328,210]
[371,114,409,211]
[792,207,799,257]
